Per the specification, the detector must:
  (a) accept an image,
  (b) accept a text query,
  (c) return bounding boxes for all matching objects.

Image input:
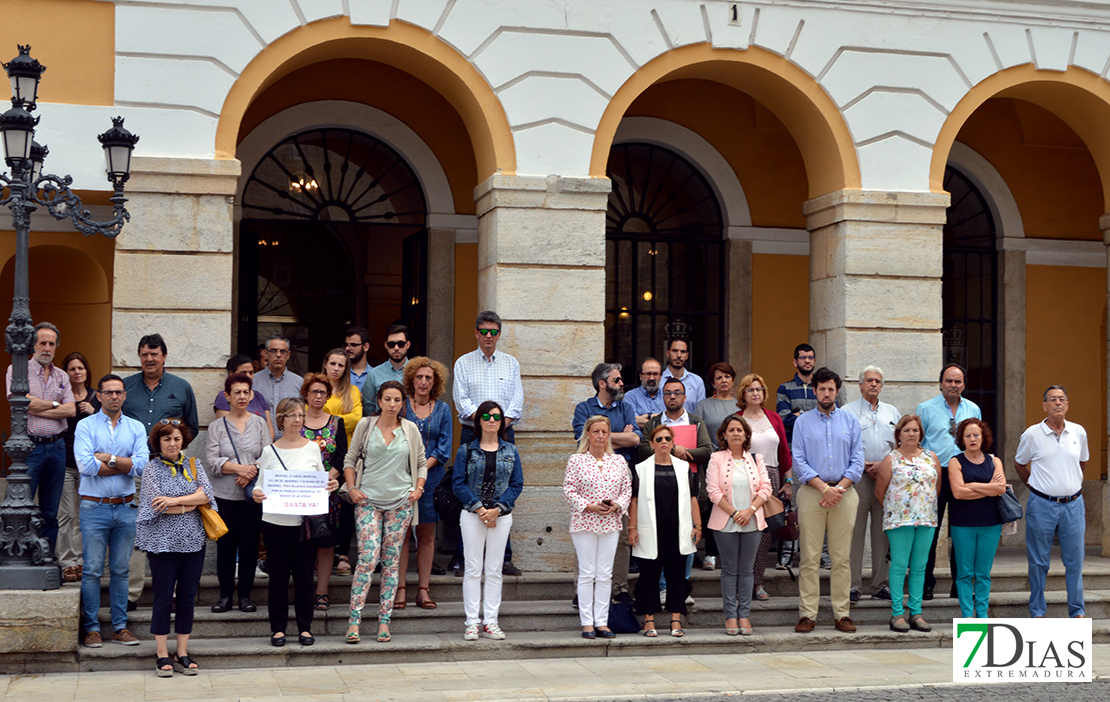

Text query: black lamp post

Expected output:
[0,45,138,590]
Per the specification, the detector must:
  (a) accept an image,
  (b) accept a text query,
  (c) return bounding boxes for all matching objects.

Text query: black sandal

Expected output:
[315,593,330,611]
[173,654,198,675]
[156,657,174,678]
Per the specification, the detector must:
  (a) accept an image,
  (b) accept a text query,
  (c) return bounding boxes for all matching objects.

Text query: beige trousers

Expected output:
[850,473,889,592]
[797,483,858,620]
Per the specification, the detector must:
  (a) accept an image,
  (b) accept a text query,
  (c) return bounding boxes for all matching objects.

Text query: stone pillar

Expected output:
[803,190,950,412]
[998,244,1028,546]
[726,238,753,375]
[474,174,611,571]
[112,157,241,439]
[1101,214,1110,556]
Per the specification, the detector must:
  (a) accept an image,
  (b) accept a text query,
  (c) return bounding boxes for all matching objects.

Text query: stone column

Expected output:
[726,238,753,375]
[998,243,1027,546]
[112,157,241,441]
[803,190,950,412]
[474,174,611,571]
[1101,214,1110,557]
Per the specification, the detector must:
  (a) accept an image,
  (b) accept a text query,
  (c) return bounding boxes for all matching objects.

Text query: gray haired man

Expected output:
[843,365,900,602]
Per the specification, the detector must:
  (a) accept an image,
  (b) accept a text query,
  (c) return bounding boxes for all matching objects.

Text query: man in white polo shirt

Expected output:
[1015,385,1088,618]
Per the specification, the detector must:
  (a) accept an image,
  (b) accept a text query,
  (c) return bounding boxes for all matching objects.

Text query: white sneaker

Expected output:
[482,622,506,640]
[463,623,479,641]
[685,595,695,607]
[702,556,716,571]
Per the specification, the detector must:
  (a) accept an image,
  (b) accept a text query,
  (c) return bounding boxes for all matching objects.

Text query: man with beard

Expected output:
[660,338,704,414]
[5,322,75,552]
[791,367,863,633]
[366,324,411,415]
[571,362,642,598]
[916,363,980,599]
[344,325,372,406]
[625,357,665,430]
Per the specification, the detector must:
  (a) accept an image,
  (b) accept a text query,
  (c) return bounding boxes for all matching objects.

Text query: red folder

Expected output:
[670,424,697,452]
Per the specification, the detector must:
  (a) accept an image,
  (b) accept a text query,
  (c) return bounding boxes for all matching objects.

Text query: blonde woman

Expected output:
[563,415,631,638]
[322,348,362,446]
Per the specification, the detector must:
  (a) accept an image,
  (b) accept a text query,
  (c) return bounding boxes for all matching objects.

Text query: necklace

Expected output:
[413,397,433,407]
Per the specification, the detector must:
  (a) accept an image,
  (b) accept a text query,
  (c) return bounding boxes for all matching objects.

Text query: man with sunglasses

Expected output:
[916,363,981,600]
[252,334,303,438]
[365,324,411,415]
[344,325,372,403]
[453,310,525,575]
[74,374,149,648]
[121,333,199,608]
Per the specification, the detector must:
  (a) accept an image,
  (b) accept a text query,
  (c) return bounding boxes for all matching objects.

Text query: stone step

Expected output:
[59,617,1110,674]
[95,590,1110,640]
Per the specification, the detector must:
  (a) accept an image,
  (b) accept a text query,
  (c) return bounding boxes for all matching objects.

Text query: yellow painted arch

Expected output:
[592,44,860,198]
[216,18,515,177]
[933,64,1110,207]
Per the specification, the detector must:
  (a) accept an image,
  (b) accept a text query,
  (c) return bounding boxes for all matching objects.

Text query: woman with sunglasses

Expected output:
[628,424,699,637]
[737,372,791,599]
[706,414,771,635]
[136,418,215,676]
[204,372,272,614]
[322,348,362,447]
[344,380,427,644]
[300,372,348,613]
[564,415,631,639]
[452,400,524,641]
[253,397,339,647]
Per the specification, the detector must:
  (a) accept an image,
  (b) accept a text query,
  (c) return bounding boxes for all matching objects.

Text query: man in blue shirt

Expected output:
[74,374,149,648]
[624,357,665,430]
[791,367,864,634]
[916,363,980,600]
[365,324,411,416]
[344,325,372,400]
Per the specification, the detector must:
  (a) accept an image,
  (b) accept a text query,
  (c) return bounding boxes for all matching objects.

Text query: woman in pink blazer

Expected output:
[706,414,772,636]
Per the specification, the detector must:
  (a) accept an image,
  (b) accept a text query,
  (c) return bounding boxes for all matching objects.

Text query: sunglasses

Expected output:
[385,340,407,349]
[653,436,674,443]
[343,342,364,348]
[481,413,503,421]
[158,419,183,427]
[477,329,501,337]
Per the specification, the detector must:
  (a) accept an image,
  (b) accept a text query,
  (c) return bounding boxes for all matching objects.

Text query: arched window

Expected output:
[605,143,725,381]
[943,165,998,431]
[239,128,427,372]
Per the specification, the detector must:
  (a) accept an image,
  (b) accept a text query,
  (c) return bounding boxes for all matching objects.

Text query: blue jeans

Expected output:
[951,524,1001,618]
[1026,493,1085,617]
[80,500,137,633]
[27,439,66,549]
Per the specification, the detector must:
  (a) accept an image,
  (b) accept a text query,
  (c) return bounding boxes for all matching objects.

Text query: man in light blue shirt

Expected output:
[344,324,372,396]
[365,324,410,416]
[916,363,981,600]
[453,311,524,444]
[790,367,864,634]
[73,374,149,648]
[660,338,705,414]
[252,335,303,438]
[623,357,665,429]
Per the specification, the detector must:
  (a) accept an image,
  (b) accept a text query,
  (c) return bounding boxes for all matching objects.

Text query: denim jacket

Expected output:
[452,438,524,515]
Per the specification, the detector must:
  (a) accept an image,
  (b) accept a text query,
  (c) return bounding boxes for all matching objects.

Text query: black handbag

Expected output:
[997,485,1024,524]
[434,465,464,524]
[605,592,641,633]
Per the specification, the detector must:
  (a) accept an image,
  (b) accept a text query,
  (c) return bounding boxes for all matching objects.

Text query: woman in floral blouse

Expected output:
[300,372,347,612]
[563,415,632,639]
[874,414,940,633]
[136,418,216,677]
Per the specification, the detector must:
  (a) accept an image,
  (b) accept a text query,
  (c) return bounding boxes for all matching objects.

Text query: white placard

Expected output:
[261,471,328,516]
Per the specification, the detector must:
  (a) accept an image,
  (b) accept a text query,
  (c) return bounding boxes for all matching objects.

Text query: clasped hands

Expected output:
[585,501,619,516]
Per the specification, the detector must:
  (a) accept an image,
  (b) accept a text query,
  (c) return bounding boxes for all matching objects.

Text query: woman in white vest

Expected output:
[628,424,700,637]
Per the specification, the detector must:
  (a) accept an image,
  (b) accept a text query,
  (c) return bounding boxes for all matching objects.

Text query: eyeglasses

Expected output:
[743,387,764,394]
[653,436,673,443]
[662,390,685,397]
[158,419,183,427]
[268,348,290,355]
[98,390,124,396]
[385,340,407,349]
[477,328,500,337]
[284,413,305,420]
[481,413,503,421]
[308,389,328,396]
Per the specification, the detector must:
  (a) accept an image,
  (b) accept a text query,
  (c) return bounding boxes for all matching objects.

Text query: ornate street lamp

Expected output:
[0,45,138,590]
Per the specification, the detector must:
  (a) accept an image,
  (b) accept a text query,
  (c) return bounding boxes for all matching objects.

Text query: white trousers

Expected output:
[571,530,619,627]
[460,510,513,626]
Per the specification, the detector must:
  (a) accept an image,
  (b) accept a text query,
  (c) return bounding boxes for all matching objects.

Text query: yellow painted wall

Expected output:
[957,98,1102,241]
[238,59,478,215]
[751,253,810,393]
[625,78,808,229]
[451,242,478,446]
[1025,265,1106,478]
[0,0,114,106]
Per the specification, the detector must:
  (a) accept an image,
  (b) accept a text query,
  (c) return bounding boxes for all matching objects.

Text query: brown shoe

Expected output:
[63,566,80,582]
[112,628,140,646]
[794,617,816,633]
[834,617,857,633]
[84,630,103,648]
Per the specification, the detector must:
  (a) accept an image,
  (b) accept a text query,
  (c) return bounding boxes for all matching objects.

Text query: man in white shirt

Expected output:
[843,365,900,603]
[1015,385,1088,618]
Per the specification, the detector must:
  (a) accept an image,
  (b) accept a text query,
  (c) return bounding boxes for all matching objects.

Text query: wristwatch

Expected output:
[108,455,117,469]
[51,401,59,409]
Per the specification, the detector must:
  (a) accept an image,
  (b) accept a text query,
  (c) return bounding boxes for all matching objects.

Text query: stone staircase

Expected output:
[11,547,1110,673]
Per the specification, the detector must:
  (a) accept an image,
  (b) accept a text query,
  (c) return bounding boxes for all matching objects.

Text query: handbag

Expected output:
[186,458,227,540]
[337,430,367,505]
[268,445,332,542]
[222,417,259,501]
[605,592,641,633]
[763,493,786,534]
[772,494,800,542]
[997,485,1024,524]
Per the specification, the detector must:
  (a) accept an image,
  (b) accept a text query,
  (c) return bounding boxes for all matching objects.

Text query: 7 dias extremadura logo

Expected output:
[953,618,1092,683]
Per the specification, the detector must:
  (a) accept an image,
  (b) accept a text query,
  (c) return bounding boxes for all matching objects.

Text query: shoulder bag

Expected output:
[223,417,259,501]
[337,423,367,505]
[188,457,227,540]
[269,445,332,542]
[997,484,1024,524]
